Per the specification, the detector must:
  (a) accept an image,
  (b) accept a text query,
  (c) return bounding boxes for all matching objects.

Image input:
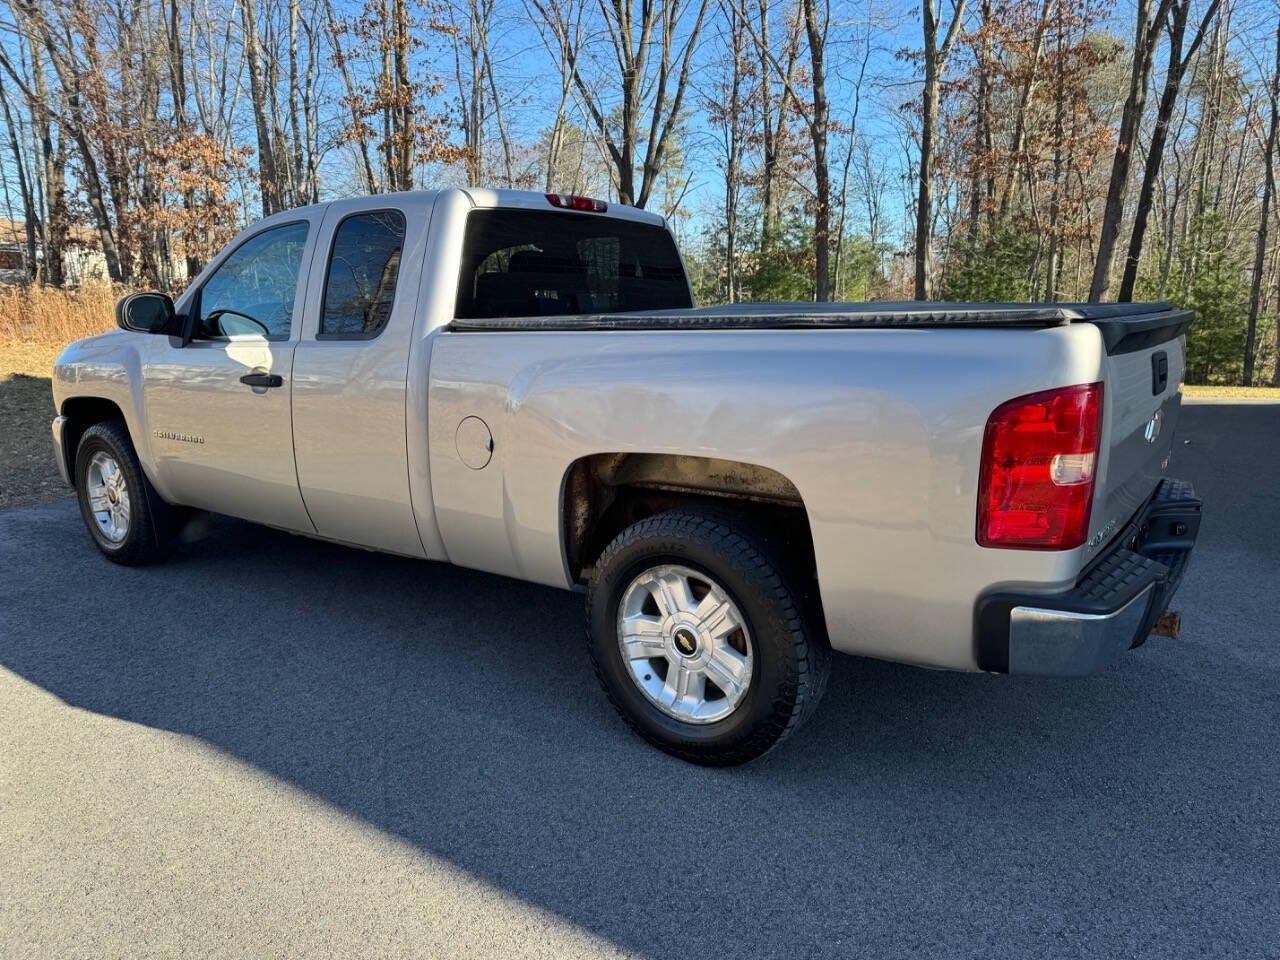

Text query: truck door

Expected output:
[141,214,320,532]
[289,196,432,557]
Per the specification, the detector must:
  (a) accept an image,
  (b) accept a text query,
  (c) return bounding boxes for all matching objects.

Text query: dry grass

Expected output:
[0,340,63,377]
[1,341,71,508]
[0,282,119,344]
[1183,384,1280,400]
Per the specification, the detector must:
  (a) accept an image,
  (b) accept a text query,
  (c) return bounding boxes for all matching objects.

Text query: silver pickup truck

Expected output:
[52,188,1202,765]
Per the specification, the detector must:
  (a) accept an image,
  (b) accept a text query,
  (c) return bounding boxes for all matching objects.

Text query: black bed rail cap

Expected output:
[448,300,1191,353]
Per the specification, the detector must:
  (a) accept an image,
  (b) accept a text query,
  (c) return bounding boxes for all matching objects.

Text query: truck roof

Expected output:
[458,188,668,227]
[263,188,669,229]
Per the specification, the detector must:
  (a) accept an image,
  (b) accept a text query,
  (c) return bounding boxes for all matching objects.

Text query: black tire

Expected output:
[74,421,173,565]
[586,510,831,766]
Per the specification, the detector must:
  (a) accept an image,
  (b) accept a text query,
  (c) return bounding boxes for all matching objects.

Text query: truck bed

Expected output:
[449,300,1191,355]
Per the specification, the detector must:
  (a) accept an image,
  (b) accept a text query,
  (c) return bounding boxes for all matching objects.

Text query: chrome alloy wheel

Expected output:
[86,451,130,543]
[616,564,754,724]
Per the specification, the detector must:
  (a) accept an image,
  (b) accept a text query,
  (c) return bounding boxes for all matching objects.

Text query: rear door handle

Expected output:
[239,373,283,389]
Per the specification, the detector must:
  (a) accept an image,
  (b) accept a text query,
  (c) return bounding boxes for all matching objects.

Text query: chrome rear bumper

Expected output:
[1007,585,1156,677]
[976,478,1202,676]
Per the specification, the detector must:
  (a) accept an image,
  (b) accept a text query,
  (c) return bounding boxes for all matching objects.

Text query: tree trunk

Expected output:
[168,0,200,280]
[392,0,413,190]
[324,0,379,193]
[759,0,776,242]
[288,0,305,204]
[751,0,800,243]
[241,0,280,215]
[1045,0,1064,302]
[723,3,745,302]
[0,75,37,278]
[915,4,938,299]
[914,0,965,299]
[66,89,122,281]
[801,0,829,300]
[1245,18,1280,386]
[968,0,992,240]
[27,9,123,282]
[997,0,1051,220]
[1117,0,1219,302]
[1088,0,1172,301]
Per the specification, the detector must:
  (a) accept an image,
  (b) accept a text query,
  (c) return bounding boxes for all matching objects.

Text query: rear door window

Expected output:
[319,211,406,339]
[454,210,691,319]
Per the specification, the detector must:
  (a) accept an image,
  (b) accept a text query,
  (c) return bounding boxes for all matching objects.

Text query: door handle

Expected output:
[239,372,283,389]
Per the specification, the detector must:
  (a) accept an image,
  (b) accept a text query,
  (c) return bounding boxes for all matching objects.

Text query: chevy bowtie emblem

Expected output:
[673,628,698,657]
[1143,409,1163,444]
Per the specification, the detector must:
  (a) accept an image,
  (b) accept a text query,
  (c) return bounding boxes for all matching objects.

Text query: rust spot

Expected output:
[1150,611,1181,639]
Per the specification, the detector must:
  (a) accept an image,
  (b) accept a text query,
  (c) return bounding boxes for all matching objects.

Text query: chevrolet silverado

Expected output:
[51,188,1202,765]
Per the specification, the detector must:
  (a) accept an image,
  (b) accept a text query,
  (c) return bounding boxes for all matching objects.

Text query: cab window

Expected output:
[319,211,406,339]
[454,210,691,319]
[197,222,310,339]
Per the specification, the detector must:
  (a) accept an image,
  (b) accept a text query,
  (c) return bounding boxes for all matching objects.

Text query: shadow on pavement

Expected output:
[1,401,1276,957]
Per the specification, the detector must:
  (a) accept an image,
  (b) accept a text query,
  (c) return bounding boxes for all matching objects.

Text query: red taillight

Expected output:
[977,382,1103,549]
[545,193,607,213]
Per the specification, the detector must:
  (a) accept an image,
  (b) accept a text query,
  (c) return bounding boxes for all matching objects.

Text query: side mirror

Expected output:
[116,292,178,335]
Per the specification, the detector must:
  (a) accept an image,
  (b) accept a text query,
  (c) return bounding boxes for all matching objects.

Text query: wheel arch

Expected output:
[59,395,130,488]
[560,452,819,587]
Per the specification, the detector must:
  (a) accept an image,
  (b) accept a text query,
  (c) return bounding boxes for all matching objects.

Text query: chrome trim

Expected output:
[1008,584,1154,677]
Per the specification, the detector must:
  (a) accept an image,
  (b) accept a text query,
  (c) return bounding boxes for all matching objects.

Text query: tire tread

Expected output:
[75,420,171,565]
[586,509,830,766]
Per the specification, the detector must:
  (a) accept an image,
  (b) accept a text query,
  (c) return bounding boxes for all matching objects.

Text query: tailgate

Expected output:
[1086,307,1189,555]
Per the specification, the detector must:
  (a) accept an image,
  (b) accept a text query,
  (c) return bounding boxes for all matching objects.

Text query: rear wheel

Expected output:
[587,510,830,766]
[74,421,173,565]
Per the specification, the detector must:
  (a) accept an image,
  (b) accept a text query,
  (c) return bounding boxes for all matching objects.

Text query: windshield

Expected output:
[454,209,691,319]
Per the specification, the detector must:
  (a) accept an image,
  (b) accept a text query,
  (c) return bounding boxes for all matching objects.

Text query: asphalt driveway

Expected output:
[2,401,1277,958]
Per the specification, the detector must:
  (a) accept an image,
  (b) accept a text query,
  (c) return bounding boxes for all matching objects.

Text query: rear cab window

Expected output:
[454,210,691,319]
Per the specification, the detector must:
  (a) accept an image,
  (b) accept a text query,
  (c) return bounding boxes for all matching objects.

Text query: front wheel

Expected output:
[586,510,830,766]
[74,421,173,565]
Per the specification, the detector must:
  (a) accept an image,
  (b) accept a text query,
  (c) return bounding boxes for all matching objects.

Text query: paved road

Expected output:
[2,401,1277,959]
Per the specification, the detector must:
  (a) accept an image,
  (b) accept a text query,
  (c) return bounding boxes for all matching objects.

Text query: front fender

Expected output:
[53,331,166,497]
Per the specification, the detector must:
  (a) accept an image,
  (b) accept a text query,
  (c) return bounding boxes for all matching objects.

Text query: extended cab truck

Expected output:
[52,188,1203,766]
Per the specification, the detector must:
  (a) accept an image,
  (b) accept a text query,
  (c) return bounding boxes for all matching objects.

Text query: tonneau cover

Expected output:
[448,300,1192,355]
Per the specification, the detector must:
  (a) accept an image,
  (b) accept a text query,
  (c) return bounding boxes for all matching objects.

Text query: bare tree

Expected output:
[756,0,802,243]
[800,0,831,298]
[995,0,1052,221]
[966,0,992,238]
[241,0,282,215]
[1247,16,1279,385]
[530,0,710,208]
[325,0,459,194]
[705,0,749,300]
[525,0,587,191]
[1088,0,1174,301]
[914,0,968,299]
[14,2,125,281]
[832,12,872,299]
[324,0,380,192]
[451,0,515,187]
[0,74,36,275]
[1117,0,1222,301]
